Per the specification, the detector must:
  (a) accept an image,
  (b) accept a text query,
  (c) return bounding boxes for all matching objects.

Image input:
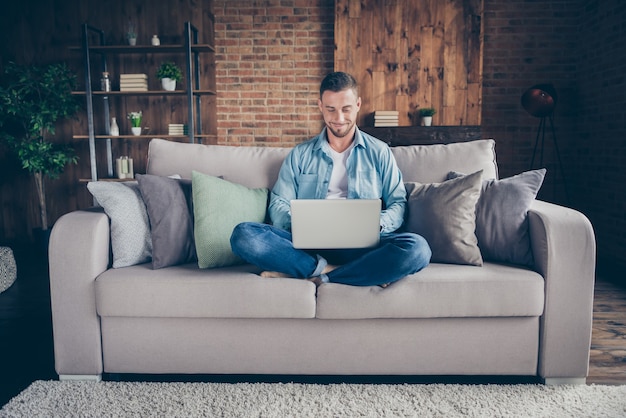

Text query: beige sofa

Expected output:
[49,138,596,384]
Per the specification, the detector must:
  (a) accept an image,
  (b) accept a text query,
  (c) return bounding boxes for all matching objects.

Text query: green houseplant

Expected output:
[0,62,80,232]
[418,107,436,117]
[418,107,436,126]
[156,61,183,91]
[127,111,143,135]
[126,21,137,45]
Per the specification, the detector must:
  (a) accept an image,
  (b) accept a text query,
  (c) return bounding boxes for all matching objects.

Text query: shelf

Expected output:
[73,134,215,139]
[77,21,214,182]
[79,177,137,183]
[360,126,482,147]
[70,44,215,54]
[72,90,216,96]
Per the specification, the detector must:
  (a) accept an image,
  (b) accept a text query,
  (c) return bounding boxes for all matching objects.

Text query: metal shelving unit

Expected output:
[75,22,215,181]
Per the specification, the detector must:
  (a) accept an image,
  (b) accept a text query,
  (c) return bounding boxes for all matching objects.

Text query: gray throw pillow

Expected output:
[137,174,196,269]
[448,168,546,266]
[404,170,483,266]
[87,181,152,268]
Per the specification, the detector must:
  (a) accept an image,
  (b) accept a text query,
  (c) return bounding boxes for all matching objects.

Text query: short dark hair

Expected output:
[320,72,358,97]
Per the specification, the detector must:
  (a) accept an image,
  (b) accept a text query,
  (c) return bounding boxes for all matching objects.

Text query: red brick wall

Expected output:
[213,0,334,146]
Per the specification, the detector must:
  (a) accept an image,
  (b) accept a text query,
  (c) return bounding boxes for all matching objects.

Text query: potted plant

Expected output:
[419,107,436,126]
[127,111,143,135]
[126,21,137,45]
[156,61,183,91]
[0,62,80,233]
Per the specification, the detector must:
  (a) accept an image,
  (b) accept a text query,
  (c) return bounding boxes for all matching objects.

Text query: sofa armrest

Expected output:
[49,208,110,378]
[528,200,596,381]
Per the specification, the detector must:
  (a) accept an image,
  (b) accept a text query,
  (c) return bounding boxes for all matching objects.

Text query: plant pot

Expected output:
[422,116,433,126]
[131,127,142,136]
[128,37,137,46]
[161,78,176,91]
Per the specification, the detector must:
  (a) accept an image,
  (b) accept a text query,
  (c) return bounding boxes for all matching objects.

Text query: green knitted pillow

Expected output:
[192,171,269,268]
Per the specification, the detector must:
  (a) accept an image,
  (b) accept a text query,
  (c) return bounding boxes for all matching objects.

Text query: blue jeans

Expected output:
[230,222,431,286]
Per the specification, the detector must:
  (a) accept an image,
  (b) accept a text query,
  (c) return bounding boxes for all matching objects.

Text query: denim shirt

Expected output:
[269,127,407,233]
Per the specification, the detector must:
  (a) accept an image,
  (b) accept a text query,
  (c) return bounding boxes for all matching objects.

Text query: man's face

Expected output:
[318,88,361,139]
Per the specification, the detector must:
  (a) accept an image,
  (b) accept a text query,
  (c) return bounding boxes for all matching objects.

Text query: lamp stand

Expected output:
[530,115,570,204]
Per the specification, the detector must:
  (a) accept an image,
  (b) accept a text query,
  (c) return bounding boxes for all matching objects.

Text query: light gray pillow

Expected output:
[87,181,152,268]
[448,168,546,266]
[137,174,196,269]
[404,170,483,266]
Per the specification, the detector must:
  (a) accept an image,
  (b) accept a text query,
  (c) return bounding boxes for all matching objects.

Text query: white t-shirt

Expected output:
[326,142,355,199]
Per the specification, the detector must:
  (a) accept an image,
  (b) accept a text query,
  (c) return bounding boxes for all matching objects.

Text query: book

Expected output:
[119,84,148,88]
[120,81,148,87]
[374,121,399,127]
[374,115,399,120]
[168,123,188,135]
[120,86,149,92]
[120,73,148,80]
[373,110,399,116]
[120,79,149,91]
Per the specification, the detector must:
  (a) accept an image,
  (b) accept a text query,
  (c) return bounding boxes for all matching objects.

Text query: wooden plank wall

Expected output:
[0,0,214,243]
[334,0,483,127]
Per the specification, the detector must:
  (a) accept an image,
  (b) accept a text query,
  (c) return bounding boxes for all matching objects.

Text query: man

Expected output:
[230,72,431,286]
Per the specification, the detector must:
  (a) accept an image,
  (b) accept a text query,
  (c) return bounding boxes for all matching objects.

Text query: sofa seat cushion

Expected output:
[316,263,545,319]
[95,263,316,319]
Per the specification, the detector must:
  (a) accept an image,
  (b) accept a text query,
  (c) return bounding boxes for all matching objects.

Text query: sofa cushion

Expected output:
[137,174,196,269]
[404,170,483,266]
[146,138,497,190]
[392,139,498,183]
[147,138,291,189]
[87,181,152,268]
[316,262,545,319]
[449,169,547,267]
[95,263,316,319]
[192,171,269,269]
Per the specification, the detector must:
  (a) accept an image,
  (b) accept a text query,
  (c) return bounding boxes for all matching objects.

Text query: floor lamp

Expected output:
[521,84,569,204]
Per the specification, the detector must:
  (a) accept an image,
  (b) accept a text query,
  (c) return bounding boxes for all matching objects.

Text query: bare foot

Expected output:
[260,271,293,279]
[322,264,339,274]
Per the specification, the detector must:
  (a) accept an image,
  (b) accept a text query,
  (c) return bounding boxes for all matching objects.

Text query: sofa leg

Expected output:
[59,374,102,382]
[543,377,586,385]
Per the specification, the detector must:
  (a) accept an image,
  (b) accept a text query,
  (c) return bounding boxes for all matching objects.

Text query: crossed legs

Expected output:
[230,222,431,287]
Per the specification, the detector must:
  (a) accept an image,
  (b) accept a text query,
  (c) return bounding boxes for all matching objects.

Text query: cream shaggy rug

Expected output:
[1,380,626,417]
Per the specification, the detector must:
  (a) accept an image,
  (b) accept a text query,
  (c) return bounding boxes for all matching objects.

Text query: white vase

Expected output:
[131,127,142,136]
[422,116,433,126]
[109,117,119,136]
[161,78,176,91]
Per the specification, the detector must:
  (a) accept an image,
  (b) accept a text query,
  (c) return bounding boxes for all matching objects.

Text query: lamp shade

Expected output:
[521,84,557,118]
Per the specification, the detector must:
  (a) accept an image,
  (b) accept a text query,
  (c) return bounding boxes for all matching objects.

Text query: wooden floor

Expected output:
[587,278,626,385]
[0,246,625,407]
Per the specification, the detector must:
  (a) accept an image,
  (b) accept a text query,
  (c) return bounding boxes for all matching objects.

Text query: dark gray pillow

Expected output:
[404,170,483,266]
[137,174,196,269]
[448,168,546,266]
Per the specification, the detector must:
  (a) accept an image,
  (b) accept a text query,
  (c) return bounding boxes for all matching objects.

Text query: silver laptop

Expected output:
[290,199,381,249]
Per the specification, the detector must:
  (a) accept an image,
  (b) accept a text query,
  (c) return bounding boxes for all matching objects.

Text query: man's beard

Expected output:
[326,120,355,138]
